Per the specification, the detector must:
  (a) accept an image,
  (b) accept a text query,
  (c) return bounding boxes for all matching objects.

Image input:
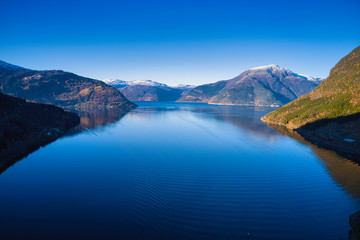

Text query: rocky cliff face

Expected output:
[178,65,320,107]
[0,61,136,111]
[0,92,80,173]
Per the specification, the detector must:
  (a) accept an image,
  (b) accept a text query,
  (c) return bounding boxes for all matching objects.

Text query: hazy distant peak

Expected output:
[103,79,168,87]
[103,79,127,84]
[103,79,124,83]
[170,84,196,89]
[0,60,28,71]
[129,80,168,87]
[104,79,196,89]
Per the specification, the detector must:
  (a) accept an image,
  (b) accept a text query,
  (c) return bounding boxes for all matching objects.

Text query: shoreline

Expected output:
[0,94,80,175]
[261,115,360,164]
[177,100,281,107]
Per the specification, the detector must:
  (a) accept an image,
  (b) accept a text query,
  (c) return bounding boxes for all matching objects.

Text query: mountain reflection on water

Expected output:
[128,102,284,141]
[131,102,360,199]
[269,124,360,199]
[1,102,360,240]
[69,109,128,133]
[5,102,359,202]
[0,109,129,175]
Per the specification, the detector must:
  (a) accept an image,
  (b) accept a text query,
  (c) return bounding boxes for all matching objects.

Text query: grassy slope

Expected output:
[262,46,360,129]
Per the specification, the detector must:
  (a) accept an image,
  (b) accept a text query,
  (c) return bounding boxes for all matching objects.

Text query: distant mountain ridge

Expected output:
[103,79,195,89]
[178,65,321,107]
[103,79,169,88]
[104,79,195,101]
[0,61,136,111]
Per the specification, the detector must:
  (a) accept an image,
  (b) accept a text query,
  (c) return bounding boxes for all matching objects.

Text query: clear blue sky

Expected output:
[1,0,359,85]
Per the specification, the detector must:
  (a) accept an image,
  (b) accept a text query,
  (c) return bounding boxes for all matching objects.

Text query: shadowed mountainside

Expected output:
[266,122,360,239]
[267,123,360,196]
[0,92,80,174]
[295,113,360,162]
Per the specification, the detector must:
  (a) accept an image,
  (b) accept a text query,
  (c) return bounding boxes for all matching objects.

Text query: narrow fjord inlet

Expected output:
[1,0,359,239]
[0,102,359,240]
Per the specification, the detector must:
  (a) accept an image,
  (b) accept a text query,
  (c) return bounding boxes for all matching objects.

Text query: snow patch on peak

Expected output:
[249,64,321,83]
[128,80,168,87]
[102,79,168,87]
[250,64,283,71]
[294,73,322,83]
[170,84,196,89]
[249,64,293,76]
[103,79,126,84]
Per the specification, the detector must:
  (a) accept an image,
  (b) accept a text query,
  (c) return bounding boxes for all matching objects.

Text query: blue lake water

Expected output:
[0,102,359,240]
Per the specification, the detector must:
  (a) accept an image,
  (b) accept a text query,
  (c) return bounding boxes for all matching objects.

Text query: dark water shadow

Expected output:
[269,124,360,199]
[0,109,130,176]
[268,124,360,237]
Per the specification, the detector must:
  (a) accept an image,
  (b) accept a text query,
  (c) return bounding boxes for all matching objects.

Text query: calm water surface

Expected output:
[0,102,359,240]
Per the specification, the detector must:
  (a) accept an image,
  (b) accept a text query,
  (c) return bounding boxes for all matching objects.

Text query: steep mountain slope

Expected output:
[0,61,136,110]
[176,80,228,103]
[104,79,194,101]
[262,46,360,162]
[120,85,183,101]
[178,65,321,106]
[0,92,80,173]
[262,46,360,129]
[0,60,28,71]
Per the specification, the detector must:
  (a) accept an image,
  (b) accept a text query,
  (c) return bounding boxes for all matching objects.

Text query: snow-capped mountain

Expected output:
[103,79,195,101]
[103,79,197,90]
[102,79,128,88]
[103,79,168,87]
[102,79,126,84]
[294,74,322,83]
[250,64,322,83]
[170,84,196,89]
[178,64,322,107]
[128,80,167,87]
